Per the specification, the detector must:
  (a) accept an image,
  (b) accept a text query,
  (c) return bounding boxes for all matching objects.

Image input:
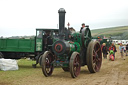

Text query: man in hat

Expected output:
[112,43,117,57]
[80,23,85,33]
[102,43,108,59]
[119,43,125,60]
[126,44,128,56]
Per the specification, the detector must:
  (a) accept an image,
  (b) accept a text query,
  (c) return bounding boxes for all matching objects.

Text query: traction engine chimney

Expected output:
[58,8,66,39]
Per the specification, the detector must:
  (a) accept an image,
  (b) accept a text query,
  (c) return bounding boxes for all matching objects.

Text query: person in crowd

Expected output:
[126,44,128,56]
[109,44,115,57]
[119,43,125,60]
[80,23,85,33]
[101,43,108,59]
[112,43,117,56]
[123,45,126,53]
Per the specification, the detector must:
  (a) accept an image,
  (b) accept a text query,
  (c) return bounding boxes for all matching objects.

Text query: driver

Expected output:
[38,31,42,38]
[80,23,85,33]
[43,31,50,51]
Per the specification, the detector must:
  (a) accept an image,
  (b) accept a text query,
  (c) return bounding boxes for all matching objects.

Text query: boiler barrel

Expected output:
[52,40,80,55]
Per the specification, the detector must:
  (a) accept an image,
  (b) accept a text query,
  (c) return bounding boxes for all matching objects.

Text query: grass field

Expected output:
[91,26,128,39]
[0,59,35,85]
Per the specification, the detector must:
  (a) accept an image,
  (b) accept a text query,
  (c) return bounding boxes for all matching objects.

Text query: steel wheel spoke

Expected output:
[93,50,98,57]
[95,64,99,70]
[93,58,96,63]
[97,58,101,61]
[96,48,100,53]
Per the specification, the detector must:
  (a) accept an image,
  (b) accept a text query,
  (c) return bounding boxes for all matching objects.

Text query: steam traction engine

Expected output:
[41,8,102,78]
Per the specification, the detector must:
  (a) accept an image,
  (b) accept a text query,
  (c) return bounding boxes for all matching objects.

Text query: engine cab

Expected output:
[35,29,59,52]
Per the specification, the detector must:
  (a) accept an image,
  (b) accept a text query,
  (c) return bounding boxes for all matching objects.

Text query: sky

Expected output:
[0,0,128,37]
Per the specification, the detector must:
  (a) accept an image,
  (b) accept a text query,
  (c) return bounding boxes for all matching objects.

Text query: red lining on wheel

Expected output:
[55,43,63,53]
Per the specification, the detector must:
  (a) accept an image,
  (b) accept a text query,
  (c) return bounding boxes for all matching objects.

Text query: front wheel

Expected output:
[86,41,102,73]
[70,52,81,78]
[41,51,54,77]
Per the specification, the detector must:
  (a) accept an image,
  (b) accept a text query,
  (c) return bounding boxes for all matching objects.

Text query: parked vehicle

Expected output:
[41,8,102,78]
[0,29,59,67]
[92,37,112,49]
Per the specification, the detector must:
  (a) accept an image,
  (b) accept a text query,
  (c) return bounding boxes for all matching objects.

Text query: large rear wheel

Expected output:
[70,52,81,78]
[86,41,102,73]
[41,51,54,77]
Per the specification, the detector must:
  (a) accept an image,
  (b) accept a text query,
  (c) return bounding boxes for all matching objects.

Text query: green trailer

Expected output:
[92,37,112,48]
[0,28,59,67]
[0,38,35,59]
[0,39,35,53]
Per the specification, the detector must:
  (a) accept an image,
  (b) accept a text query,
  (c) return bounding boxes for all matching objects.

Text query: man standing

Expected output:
[126,44,128,56]
[119,43,125,60]
[80,23,85,33]
[102,43,108,59]
[112,43,117,56]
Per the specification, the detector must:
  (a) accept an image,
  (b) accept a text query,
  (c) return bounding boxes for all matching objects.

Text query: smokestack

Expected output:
[58,8,66,36]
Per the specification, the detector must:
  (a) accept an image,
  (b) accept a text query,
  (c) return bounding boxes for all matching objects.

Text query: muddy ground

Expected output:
[0,47,128,85]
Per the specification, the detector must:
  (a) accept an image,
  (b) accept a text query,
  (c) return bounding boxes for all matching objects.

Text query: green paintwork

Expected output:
[36,39,42,51]
[71,32,82,46]
[69,42,80,53]
[0,38,35,52]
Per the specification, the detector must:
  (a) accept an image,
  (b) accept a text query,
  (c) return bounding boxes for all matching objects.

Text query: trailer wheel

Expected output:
[41,51,54,77]
[0,52,4,58]
[86,41,102,73]
[62,67,69,72]
[70,52,81,78]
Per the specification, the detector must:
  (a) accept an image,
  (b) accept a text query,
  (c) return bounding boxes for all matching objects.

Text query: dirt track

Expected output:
[1,47,128,85]
[12,47,128,85]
